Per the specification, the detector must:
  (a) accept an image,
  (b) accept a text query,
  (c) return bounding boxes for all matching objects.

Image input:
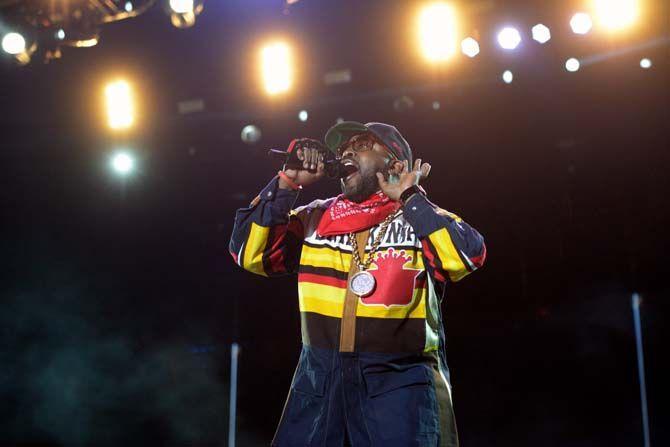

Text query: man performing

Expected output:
[229,121,486,447]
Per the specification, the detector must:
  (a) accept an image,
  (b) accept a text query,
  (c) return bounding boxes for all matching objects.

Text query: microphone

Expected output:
[268,138,344,178]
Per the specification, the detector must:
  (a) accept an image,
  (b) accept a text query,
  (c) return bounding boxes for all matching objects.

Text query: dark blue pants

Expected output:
[271,345,458,447]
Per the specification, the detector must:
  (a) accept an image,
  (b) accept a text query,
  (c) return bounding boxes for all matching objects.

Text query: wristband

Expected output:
[278,171,302,191]
[400,185,424,204]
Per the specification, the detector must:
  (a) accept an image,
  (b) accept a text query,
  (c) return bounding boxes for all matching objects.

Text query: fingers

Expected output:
[296,139,328,171]
[310,149,321,171]
[302,147,310,169]
[300,147,325,172]
[376,172,388,188]
[311,148,322,171]
[306,148,313,169]
[316,153,325,174]
[413,158,431,178]
[421,163,431,178]
[302,147,316,170]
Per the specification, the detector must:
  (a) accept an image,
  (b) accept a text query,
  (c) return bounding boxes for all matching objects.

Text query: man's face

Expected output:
[338,133,394,203]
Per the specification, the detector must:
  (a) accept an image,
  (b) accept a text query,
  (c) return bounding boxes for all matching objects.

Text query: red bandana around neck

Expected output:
[317,191,400,237]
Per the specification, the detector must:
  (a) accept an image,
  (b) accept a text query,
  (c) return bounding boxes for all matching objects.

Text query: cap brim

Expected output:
[324,121,369,154]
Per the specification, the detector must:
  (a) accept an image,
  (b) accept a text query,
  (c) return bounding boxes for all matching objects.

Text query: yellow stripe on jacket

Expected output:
[427,228,470,282]
[299,281,427,319]
[242,222,270,276]
[300,244,352,273]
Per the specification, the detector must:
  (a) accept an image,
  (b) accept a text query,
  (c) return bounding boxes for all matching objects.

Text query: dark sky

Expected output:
[2,1,669,446]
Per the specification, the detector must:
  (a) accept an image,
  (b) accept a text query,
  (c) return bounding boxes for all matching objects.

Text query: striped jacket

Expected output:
[229,176,486,355]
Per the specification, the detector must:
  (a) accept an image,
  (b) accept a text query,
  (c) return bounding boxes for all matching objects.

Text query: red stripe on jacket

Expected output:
[420,240,447,283]
[298,273,348,288]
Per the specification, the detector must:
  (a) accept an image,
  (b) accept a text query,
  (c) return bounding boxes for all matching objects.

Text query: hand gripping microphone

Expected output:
[268,138,344,179]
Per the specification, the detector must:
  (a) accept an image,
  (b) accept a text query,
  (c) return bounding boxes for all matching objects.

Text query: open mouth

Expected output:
[340,159,359,181]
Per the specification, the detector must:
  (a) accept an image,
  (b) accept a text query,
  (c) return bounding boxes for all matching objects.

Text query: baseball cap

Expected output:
[324,121,413,165]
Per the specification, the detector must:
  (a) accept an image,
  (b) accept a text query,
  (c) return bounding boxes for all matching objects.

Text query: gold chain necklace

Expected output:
[348,211,397,296]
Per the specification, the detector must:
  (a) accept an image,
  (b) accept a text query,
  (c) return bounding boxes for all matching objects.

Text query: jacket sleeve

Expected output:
[402,193,486,283]
[229,176,305,277]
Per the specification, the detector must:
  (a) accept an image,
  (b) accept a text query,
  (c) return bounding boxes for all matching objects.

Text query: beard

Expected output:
[341,165,382,203]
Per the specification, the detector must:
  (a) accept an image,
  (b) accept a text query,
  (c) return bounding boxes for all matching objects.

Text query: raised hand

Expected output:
[279,144,326,189]
[376,158,431,201]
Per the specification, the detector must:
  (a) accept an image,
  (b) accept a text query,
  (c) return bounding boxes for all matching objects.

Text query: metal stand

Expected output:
[228,342,240,447]
[631,293,651,447]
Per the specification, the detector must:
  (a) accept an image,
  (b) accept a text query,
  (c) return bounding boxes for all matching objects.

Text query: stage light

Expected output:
[418,2,458,62]
[565,58,580,72]
[393,95,415,112]
[531,24,551,43]
[2,31,36,65]
[111,152,135,176]
[570,12,593,34]
[74,37,99,48]
[105,80,134,130]
[594,0,639,30]
[640,58,651,69]
[298,110,308,122]
[56,29,65,41]
[502,70,513,84]
[125,2,133,12]
[2,32,26,55]
[261,42,293,95]
[497,27,521,50]
[168,0,203,28]
[169,0,193,14]
[323,68,352,86]
[461,37,480,58]
[241,125,262,144]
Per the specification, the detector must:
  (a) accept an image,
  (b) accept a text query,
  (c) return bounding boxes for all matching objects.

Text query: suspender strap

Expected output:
[339,229,370,352]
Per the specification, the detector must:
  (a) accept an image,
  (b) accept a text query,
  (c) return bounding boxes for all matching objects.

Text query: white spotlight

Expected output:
[169,0,193,14]
[2,32,26,55]
[298,110,308,122]
[125,2,133,12]
[570,12,593,34]
[497,27,521,50]
[111,152,135,175]
[639,58,652,69]
[56,29,65,40]
[565,58,580,72]
[460,37,480,58]
[531,24,551,43]
[502,70,513,84]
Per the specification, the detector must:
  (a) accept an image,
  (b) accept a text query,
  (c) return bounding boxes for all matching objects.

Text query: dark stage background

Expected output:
[1,0,669,446]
